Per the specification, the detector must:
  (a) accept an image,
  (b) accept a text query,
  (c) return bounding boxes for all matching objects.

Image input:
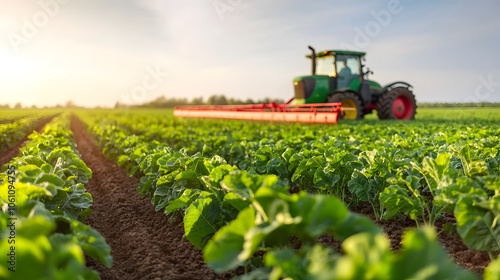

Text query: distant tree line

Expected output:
[117,95,288,108]
[0,100,80,109]
[417,102,500,108]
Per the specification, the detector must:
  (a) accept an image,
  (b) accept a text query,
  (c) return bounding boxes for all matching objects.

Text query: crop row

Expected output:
[78,110,500,279]
[0,110,47,124]
[0,111,57,152]
[0,114,111,280]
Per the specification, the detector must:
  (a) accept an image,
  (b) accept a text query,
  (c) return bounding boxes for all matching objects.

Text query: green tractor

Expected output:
[292,46,417,120]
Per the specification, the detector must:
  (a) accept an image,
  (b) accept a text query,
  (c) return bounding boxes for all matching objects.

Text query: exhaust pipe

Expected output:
[308,45,316,75]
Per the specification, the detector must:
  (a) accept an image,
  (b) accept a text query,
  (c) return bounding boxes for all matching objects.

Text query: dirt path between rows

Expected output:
[70,116,232,280]
[0,115,56,167]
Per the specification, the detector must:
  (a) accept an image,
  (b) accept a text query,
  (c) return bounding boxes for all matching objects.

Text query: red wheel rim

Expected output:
[392,94,414,120]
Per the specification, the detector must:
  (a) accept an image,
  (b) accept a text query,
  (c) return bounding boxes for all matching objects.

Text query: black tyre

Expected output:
[328,92,363,120]
[376,87,417,120]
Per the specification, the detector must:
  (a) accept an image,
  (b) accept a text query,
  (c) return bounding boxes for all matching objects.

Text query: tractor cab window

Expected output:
[315,55,335,76]
[336,55,361,88]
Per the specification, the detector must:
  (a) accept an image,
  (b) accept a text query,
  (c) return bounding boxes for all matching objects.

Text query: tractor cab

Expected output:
[313,50,364,89]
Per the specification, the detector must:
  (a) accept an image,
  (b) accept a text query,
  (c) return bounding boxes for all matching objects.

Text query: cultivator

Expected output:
[174,102,343,124]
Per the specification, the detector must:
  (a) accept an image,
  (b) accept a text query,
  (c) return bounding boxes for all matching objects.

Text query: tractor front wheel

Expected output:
[376,87,417,120]
[328,92,363,120]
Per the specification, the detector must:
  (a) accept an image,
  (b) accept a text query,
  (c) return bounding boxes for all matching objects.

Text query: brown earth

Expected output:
[0,115,56,167]
[70,116,232,280]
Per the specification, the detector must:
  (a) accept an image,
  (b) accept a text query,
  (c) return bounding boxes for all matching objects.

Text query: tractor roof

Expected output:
[307,50,366,58]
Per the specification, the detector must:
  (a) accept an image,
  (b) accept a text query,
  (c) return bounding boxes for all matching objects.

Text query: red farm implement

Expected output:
[173,102,343,124]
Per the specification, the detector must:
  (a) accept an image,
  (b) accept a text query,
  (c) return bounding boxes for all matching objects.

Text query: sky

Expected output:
[0,0,499,108]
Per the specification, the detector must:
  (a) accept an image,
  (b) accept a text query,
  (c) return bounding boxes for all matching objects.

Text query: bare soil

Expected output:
[70,116,232,280]
[0,116,56,167]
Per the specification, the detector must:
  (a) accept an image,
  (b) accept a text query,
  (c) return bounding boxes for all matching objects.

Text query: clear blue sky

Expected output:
[1,0,499,107]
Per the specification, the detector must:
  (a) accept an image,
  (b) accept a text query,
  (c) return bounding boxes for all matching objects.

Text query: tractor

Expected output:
[292,46,417,120]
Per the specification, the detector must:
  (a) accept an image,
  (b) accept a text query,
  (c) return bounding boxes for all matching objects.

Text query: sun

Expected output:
[0,49,35,79]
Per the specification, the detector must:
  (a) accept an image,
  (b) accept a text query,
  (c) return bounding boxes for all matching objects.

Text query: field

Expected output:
[1,108,500,280]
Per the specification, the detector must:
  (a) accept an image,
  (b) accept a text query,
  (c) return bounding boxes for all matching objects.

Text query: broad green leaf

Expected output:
[156,171,179,189]
[457,145,489,178]
[221,171,281,201]
[165,189,201,215]
[413,153,451,192]
[207,155,227,167]
[305,156,325,169]
[17,165,44,180]
[455,196,500,251]
[288,154,304,172]
[333,212,382,241]
[347,171,371,202]
[222,192,251,212]
[0,181,52,207]
[15,215,55,239]
[380,185,421,222]
[175,170,200,182]
[442,177,488,204]
[291,194,348,237]
[209,164,238,183]
[264,247,307,280]
[137,175,155,195]
[334,232,393,279]
[0,235,49,280]
[48,233,91,279]
[8,200,54,225]
[70,219,113,268]
[204,207,256,272]
[484,256,500,280]
[313,168,340,190]
[45,183,93,220]
[393,226,478,280]
[17,155,46,167]
[186,157,210,176]
[240,221,284,261]
[0,215,97,280]
[481,175,500,192]
[33,174,65,195]
[266,158,288,177]
[184,193,223,249]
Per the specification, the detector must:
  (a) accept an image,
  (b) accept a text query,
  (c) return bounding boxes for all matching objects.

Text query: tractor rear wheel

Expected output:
[376,87,416,120]
[328,92,363,120]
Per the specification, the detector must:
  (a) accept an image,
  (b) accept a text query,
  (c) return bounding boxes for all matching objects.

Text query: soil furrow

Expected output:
[70,116,231,280]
